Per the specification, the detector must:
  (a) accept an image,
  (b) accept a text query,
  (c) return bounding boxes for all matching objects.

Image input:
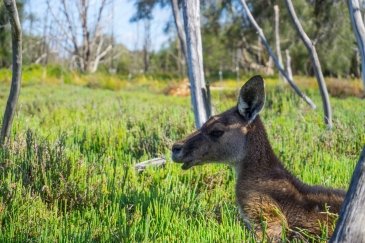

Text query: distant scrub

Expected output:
[0,65,178,92]
[0,65,363,98]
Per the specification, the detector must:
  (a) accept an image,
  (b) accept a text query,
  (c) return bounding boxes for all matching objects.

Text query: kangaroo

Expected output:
[171,76,346,241]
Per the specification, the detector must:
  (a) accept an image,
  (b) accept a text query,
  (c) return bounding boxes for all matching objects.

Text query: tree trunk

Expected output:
[330,147,365,242]
[274,5,284,82]
[181,0,210,128]
[348,0,365,92]
[143,19,151,74]
[285,49,293,81]
[0,0,22,145]
[171,0,187,59]
[171,0,186,77]
[285,0,332,129]
[238,0,316,109]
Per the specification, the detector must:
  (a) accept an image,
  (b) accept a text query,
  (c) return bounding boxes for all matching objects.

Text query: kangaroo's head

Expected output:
[171,75,265,170]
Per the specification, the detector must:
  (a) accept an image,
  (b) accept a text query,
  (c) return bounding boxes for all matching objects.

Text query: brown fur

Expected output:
[172,77,345,241]
[236,117,344,240]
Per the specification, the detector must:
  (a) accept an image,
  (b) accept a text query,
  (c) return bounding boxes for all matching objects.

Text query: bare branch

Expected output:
[91,46,111,73]
[60,0,81,62]
[285,0,332,128]
[238,0,316,109]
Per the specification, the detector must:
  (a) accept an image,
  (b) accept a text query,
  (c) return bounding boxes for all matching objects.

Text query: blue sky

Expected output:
[24,0,172,51]
[117,0,172,50]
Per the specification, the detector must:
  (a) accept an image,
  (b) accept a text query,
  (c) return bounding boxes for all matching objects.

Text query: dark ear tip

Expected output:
[240,75,265,92]
[247,75,264,86]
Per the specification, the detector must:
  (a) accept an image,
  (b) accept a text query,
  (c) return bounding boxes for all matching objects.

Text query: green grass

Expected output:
[0,79,364,242]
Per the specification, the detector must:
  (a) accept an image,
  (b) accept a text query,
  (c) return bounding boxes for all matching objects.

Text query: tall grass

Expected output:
[0,79,364,241]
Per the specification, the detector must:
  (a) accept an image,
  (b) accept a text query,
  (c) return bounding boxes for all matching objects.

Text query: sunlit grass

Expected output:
[0,78,364,241]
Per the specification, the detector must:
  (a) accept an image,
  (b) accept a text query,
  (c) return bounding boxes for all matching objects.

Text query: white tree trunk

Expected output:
[171,0,187,59]
[285,0,332,129]
[285,49,293,81]
[238,0,316,109]
[1,0,22,145]
[330,147,365,242]
[348,0,365,92]
[274,5,284,82]
[181,0,209,128]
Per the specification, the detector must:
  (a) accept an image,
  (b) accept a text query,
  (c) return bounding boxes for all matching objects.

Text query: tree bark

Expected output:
[238,0,316,109]
[330,147,365,242]
[1,0,22,145]
[181,0,210,128]
[274,5,284,82]
[285,0,332,129]
[348,0,365,92]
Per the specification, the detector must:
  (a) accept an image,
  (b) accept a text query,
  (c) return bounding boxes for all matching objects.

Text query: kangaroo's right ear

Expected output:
[237,75,265,123]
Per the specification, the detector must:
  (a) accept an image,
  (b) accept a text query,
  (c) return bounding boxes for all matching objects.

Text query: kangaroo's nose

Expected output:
[172,143,183,155]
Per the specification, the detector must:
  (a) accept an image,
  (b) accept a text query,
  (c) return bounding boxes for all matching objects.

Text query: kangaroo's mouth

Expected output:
[182,161,194,170]
[172,156,201,170]
[181,159,202,170]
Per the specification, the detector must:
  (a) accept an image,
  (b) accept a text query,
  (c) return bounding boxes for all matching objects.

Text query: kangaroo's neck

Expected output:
[235,116,283,179]
[235,116,346,208]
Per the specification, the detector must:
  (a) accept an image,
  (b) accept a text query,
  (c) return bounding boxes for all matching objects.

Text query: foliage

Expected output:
[0,0,24,67]
[0,77,364,241]
[130,0,355,78]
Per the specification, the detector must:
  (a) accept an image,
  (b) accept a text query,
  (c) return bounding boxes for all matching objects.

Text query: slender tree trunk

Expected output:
[239,0,316,109]
[285,0,332,129]
[274,5,284,82]
[330,147,365,242]
[1,0,22,145]
[285,49,293,81]
[171,0,187,59]
[348,0,365,91]
[171,0,186,77]
[143,19,151,74]
[181,0,210,128]
[81,0,90,72]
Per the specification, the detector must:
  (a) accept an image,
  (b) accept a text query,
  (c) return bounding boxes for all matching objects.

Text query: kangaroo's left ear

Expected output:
[237,75,265,123]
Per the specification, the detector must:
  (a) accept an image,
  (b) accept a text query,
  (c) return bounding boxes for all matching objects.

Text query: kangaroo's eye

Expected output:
[209,130,224,138]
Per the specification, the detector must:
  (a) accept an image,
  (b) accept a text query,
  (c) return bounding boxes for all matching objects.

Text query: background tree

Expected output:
[348,0,365,91]
[285,0,332,128]
[45,0,112,73]
[239,0,317,109]
[182,0,210,128]
[0,0,23,68]
[1,0,22,145]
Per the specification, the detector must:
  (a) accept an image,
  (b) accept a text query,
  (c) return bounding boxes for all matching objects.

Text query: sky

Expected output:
[117,0,172,50]
[23,0,173,51]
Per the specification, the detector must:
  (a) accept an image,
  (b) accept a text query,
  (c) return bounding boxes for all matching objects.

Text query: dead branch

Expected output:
[135,158,166,173]
[238,0,316,109]
[285,0,332,128]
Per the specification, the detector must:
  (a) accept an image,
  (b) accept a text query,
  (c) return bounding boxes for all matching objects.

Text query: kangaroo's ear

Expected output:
[237,75,265,123]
